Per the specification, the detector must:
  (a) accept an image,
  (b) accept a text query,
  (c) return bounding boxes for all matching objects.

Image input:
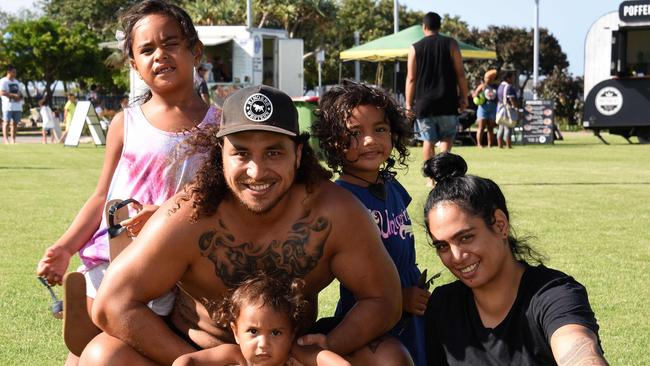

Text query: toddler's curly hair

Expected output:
[214,273,308,333]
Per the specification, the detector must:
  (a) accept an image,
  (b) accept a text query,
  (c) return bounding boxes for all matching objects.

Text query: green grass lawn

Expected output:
[1,132,649,365]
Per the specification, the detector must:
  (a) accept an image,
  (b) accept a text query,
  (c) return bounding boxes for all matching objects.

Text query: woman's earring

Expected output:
[500,222,509,239]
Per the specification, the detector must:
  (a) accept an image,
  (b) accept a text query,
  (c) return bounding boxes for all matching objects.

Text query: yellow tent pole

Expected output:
[375,62,384,86]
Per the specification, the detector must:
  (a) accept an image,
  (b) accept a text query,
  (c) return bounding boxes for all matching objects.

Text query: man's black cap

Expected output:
[217,85,299,138]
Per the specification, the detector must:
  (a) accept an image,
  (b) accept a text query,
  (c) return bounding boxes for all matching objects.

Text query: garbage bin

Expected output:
[292,96,322,158]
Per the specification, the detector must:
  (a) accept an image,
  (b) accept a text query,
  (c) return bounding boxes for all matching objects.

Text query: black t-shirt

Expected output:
[425,264,602,366]
[197,80,209,97]
[413,34,459,118]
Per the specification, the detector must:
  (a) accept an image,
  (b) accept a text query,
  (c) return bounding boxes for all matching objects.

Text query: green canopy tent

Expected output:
[340,25,496,62]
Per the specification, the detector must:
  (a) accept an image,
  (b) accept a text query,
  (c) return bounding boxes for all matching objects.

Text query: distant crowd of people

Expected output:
[0,66,132,145]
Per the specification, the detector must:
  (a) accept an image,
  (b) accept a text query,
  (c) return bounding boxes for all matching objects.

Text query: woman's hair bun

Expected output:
[422,152,468,182]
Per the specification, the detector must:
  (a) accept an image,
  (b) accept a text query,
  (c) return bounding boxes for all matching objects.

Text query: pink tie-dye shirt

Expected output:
[78,105,220,270]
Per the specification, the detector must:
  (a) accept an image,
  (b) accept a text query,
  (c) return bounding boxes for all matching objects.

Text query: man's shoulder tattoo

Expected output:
[198,211,331,287]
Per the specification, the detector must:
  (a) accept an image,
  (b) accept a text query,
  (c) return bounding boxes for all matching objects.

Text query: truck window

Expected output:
[625,28,650,77]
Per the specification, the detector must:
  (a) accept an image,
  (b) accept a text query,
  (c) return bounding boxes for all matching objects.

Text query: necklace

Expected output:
[342,170,386,201]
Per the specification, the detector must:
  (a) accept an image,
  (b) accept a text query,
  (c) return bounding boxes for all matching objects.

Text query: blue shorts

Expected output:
[477,102,497,120]
[414,115,458,142]
[2,110,21,124]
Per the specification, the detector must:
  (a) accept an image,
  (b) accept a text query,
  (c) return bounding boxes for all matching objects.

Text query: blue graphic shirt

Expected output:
[335,175,426,366]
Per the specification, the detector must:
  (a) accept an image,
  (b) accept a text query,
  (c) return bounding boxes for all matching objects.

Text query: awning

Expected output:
[340,25,496,62]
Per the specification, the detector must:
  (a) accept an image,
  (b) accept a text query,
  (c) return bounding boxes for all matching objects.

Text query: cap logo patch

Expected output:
[244,93,273,122]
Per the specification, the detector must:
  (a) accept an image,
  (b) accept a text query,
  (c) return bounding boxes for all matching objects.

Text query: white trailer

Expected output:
[583,0,650,143]
[130,26,304,100]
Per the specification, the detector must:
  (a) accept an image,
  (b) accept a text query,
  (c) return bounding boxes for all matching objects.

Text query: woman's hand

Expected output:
[471,82,485,98]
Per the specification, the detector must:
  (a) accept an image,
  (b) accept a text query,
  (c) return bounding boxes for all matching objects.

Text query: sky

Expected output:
[400,0,618,76]
[1,0,621,76]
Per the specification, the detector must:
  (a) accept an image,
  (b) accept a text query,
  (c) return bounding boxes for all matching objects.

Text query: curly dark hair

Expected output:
[422,152,545,264]
[119,0,201,103]
[312,80,411,174]
[214,272,309,333]
[172,124,332,223]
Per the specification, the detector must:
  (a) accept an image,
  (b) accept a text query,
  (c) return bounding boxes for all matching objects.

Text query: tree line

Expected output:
[0,0,582,124]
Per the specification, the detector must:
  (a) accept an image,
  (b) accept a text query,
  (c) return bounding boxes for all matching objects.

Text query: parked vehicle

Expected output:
[583,0,650,143]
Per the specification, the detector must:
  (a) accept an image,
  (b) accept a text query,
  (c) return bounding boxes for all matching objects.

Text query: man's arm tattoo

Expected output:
[198,211,331,287]
[367,338,384,354]
[557,337,609,366]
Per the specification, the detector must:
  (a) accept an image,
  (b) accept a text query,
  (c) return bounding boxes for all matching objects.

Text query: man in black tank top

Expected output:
[405,12,468,182]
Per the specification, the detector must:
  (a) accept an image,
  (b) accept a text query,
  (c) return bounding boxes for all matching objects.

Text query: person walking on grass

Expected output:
[405,11,468,185]
[471,69,498,148]
[496,70,518,149]
[39,99,61,143]
[197,64,211,105]
[58,93,77,143]
[0,65,24,145]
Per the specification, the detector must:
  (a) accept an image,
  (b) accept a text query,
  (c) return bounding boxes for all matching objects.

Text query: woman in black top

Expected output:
[421,153,608,366]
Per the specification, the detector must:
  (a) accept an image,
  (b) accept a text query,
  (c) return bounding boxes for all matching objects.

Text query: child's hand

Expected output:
[36,245,73,286]
[402,286,430,316]
[119,204,159,237]
[297,333,329,349]
[172,344,246,366]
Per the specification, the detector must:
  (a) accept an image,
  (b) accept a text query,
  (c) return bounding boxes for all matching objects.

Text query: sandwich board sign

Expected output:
[63,101,106,147]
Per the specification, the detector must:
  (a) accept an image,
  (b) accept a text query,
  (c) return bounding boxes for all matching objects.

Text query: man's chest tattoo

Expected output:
[198,212,330,287]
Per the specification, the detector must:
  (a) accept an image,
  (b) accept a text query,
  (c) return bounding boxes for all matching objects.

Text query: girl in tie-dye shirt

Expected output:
[37,0,219,315]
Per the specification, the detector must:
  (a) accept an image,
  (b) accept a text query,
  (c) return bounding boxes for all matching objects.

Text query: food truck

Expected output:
[583,0,650,143]
[130,26,304,99]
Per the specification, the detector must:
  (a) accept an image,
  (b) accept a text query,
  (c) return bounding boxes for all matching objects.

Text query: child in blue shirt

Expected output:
[313,80,428,366]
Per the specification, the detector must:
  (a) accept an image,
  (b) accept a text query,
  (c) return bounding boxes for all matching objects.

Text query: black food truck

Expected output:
[583,0,650,143]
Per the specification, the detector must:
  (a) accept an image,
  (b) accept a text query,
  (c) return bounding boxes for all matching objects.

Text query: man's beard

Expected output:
[228,183,292,216]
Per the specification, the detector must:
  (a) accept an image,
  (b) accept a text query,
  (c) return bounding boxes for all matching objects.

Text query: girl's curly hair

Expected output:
[214,273,309,334]
[312,80,411,173]
[171,124,332,223]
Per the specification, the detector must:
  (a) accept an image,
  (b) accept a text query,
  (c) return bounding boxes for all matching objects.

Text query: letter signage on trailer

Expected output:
[619,0,650,22]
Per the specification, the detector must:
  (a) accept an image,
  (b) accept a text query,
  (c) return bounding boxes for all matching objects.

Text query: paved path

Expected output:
[5,125,94,144]
[4,118,96,144]
[9,133,48,144]
[5,133,93,144]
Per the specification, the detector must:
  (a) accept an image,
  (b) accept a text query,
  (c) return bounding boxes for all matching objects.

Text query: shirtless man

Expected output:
[80,85,410,365]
